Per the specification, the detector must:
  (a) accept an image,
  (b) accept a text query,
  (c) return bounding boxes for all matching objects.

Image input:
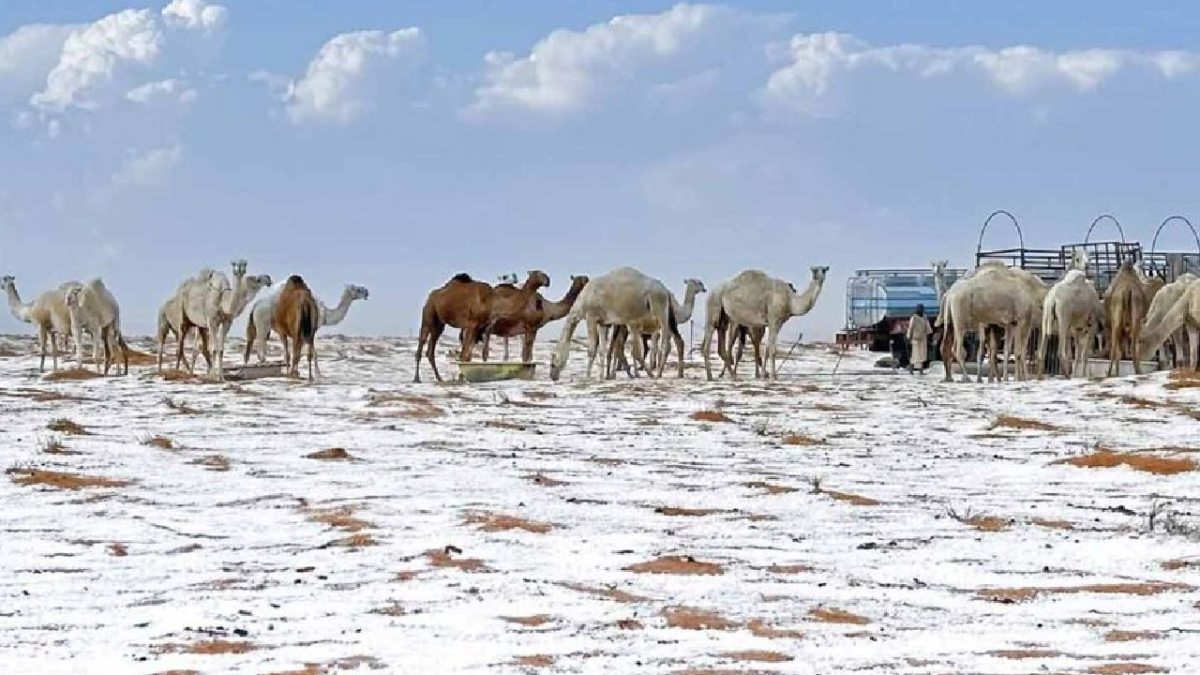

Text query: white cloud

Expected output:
[110,145,182,188]
[30,0,226,113]
[0,24,79,102]
[161,0,228,32]
[126,78,197,105]
[283,28,425,124]
[763,31,1200,116]
[465,3,742,118]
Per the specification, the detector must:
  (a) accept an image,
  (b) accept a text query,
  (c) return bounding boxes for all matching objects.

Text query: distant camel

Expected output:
[1143,274,1197,369]
[64,279,129,375]
[414,273,494,383]
[1140,279,1200,371]
[466,274,588,363]
[157,269,215,373]
[273,275,320,379]
[245,283,369,367]
[177,260,272,380]
[1037,269,1101,379]
[606,278,706,379]
[1,276,82,371]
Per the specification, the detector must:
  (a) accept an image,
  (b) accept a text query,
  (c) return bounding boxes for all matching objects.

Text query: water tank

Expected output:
[846,269,957,329]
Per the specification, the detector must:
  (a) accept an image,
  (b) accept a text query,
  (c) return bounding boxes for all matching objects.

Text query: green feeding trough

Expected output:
[456,361,538,383]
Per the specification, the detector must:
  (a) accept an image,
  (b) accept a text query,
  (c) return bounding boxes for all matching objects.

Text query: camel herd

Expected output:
[1,261,369,380]
[414,265,829,383]
[934,250,1199,381]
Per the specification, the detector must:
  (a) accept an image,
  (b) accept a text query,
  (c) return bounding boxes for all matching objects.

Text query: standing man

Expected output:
[906,304,932,374]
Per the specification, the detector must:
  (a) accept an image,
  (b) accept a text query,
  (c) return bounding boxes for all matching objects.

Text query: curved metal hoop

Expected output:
[976,209,1024,255]
[1084,214,1125,244]
[1150,215,1200,255]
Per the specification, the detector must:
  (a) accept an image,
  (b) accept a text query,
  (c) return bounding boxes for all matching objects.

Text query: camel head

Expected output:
[246,274,273,294]
[568,275,589,291]
[0,275,14,292]
[810,266,830,283]
[931,260,948,275]
[1069,249,1090,272]
[230,259,248,279]
[347,284,369,301]
[523,270,551,291]
[683,278,707,295]
[63,285,83,308]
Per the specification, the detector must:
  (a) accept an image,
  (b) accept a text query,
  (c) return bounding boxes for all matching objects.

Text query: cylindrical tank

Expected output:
[846,270,945,329]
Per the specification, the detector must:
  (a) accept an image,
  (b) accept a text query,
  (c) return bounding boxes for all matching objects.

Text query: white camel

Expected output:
[606,278,706,378]
[700,266,828,380]
[1037,272,1101,379]
[1143,273,1198,369]
[178,260,272,380]
[1,276,82,371]
[157,269,217,373]
[1140,280,1200,371]
[64,279,128,375]
[941,264,1044,383]
[245,284,369,367]
[549,267,673,381]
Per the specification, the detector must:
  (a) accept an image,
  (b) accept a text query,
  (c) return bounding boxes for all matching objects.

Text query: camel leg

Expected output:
[1107,318,1121,378]
[954,323,970,383]
[459,326,477,369]
[176,325,190,373]
[307,340,315,380]
[503,337,510,362]
[673,327,685,378]
[1187,324,1200,371]
[751,329,765,378]
[584,319,601,380]
[763,321,781,380]
[975,325,988,383]
[1131,304,1143,376]
[427,323,446,383]
[627,327,645,379]
[1060,327,1073,380]
[414,322,429,383]
[37,327,49,372]
[521,330,535,364]
[701,322,716,381]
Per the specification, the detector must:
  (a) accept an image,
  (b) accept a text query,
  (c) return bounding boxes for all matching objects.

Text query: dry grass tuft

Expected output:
[1104,630,1166,642]
[1165,369,1200,390]
[782,433,825,446]
[369,601,406,616]
[763,564,812,574]
[625,555,724,576]
[616,618,643,630]
[43,368,102,382]
[1055,450,1196,475]
[425,546,490,572]
[142,435,176,449]
[156,640,258,655]
[47,418,89,435]
[990,415,1059,431]
[722,650,793,663]
[745,481,797,495]
[39,436,79,455]
[809,607,870,625]
[189,454,230,472]
[1119,394,1200,420]
[691,410,732,423]
[810,480,880,506]
[987,649,1063,659]
[501,615,551,627]
[977,582,1193,603]
[306,506,373,532]
[7,468,130,490]
[160,369,201,383]
[464,511,555,534]
[661,606,738,630]
[305,447,353,461]
[324,533,377,548]
[747,618,804,639]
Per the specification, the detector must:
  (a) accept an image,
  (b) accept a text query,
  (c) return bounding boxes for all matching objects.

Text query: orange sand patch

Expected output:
[691,410,732,423]
[502,615,551,627]
[425,547,490,572]
[745,481,797,495]
[7,468,130,490]
[306,506,373,532]
[987,649,1063,659]
[763,564,812,574]
[512,655,554,668]
[323,534,377,548]
[965,515,1010,532]
[1087,664,1167,674]
[808,607,869,625]
[662,606,738,630]
[143,435,176,449]
[748,619,804,639]
[821,489,880,506]
[990,415,1058,431]
[1054,450,1196,475]
[368,392,444,418]
[1030,517,1075,530]
[43,368,103,382]
[465,511,555,534]
[723,650,793,663]
[781,433,824,446]
[305,447,353,460]
[1105,630,1167,642]
[557,582,647,604]
[978,582,1192,603]
[625,555,724,576]
[189,454,230,471]
[156,640,258,655]
[655,506,726,517]
[1162,558,1199,571]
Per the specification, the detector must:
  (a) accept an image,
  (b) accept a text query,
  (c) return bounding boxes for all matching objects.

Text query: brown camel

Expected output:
[481,274,589,362]
[1104,261,1150,376]
[273,275,320,379]
[415,273,494,383]
[480,270,552,361]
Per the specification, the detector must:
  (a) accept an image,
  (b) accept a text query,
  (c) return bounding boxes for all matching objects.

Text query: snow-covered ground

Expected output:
[1,333,1198,675]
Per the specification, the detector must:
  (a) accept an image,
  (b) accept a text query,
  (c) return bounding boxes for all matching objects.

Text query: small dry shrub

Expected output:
[142,435,176,449]
[305,448,353,460]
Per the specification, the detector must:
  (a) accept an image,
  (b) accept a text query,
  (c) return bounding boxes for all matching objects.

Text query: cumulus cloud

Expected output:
[763,31,1200,116]
[110,145,182,188]
[283,28,425,124]
[126,78,197,105]
[0,24,80,102]
[30,0,226,113]
[465,3,746,118]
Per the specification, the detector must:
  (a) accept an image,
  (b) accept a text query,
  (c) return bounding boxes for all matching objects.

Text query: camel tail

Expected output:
[244,313,258,363]
[299,297,319,342]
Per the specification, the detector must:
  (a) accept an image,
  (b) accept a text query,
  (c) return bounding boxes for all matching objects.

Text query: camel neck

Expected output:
[4,284,31,323]
[321,292,357,327]
[790,278,825,315]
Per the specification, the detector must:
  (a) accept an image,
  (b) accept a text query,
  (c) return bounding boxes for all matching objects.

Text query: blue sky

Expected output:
[3,1,1200,339]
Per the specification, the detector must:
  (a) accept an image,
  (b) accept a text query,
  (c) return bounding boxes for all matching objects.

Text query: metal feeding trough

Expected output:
[456,361,537,383]
[223,361,286,381]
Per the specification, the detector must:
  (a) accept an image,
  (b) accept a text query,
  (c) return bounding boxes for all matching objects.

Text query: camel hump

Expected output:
[451,272,473,283]
[286,274,306,287]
